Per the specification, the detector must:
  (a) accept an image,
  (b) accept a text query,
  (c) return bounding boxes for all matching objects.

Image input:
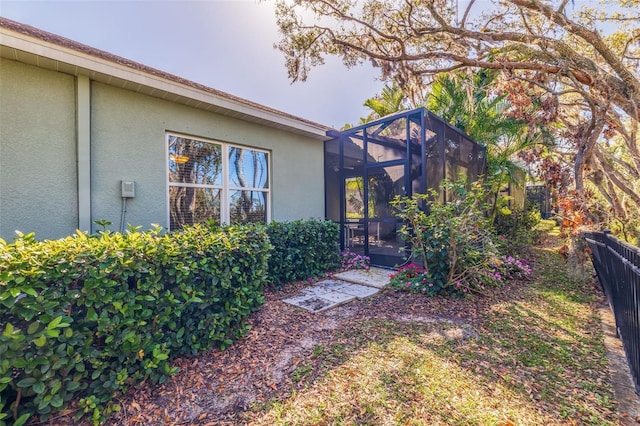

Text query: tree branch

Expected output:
[507,0,640,99]
[595,147,640,207]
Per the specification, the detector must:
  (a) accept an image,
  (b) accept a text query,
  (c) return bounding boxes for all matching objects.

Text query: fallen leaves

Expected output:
[65,241,620,426]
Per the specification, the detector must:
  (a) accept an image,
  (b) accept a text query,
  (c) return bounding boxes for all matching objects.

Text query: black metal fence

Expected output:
[584,231,640,394]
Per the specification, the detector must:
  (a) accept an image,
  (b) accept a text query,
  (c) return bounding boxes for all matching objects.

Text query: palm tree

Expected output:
[426,70,550,220]
[427,70,520,144]
[359,71,553,220]
[361,83,407,123]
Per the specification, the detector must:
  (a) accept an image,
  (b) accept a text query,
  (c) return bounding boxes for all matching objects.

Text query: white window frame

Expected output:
[166,132,271,230]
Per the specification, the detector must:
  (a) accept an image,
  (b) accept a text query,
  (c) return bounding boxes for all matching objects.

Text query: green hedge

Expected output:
[0,219,340,425]
[0,224,270,425]
[266,219,341,285]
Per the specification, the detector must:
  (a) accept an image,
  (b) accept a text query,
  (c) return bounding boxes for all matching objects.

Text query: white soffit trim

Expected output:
[0,27,329,139]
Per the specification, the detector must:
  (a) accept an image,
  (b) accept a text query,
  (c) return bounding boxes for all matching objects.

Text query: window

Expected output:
[167,134,270,230]
[228,146,269,224]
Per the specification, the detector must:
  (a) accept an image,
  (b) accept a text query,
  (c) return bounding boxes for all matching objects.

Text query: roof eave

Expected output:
[0,22,330,140]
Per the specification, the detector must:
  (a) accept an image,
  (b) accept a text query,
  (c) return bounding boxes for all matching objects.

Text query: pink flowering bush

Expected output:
[460,255,533,293]
[340,250,370,271]
[389,263,444,296]
[390,256,533,297]
[390,179,534,297]
[497,255,533,280]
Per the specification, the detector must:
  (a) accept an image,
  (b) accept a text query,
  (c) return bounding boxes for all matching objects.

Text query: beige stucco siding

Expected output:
[0,58,78,240]
[270,133,324,222]
[90,83,324,232]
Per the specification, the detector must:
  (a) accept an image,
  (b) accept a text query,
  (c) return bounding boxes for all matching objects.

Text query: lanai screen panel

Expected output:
[477,146,487,178]
[445,127,463,181]
[343,133,366,222]
[424,138,442,199]
[324,108,487,267]
[325,138,341,221]
[409,115,426,196]
[344,132,365,170]
[366,117,407,163]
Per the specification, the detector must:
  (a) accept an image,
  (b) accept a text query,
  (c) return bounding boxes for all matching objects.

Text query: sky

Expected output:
[0,0,385,128]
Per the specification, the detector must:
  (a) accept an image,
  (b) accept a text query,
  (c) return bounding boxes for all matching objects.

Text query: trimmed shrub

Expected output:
[266,219,341,285]
[0,224,270,425]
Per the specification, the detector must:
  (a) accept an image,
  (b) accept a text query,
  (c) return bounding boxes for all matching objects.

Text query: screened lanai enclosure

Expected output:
[325,108,487,268]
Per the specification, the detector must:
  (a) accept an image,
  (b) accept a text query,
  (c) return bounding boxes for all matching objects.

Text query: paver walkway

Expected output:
[283,267,391,312]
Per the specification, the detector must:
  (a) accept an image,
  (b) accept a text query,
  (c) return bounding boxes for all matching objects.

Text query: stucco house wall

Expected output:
[0,18,328,241]
[90,83,323,230]
[0,58,79,240]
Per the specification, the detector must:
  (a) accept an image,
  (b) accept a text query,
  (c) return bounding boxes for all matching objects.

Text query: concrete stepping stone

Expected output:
[314,280,379,298]
[333,267,391,289]
[300,285,358,303]
[283,286,355,313]
[282,295,335,313]
[310,280,345,291]
[282,268,390,312]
